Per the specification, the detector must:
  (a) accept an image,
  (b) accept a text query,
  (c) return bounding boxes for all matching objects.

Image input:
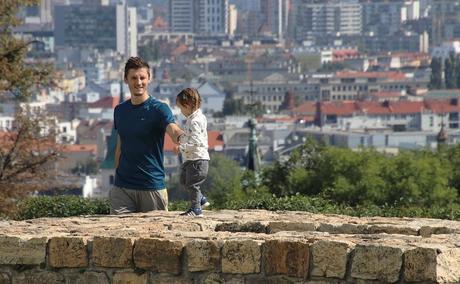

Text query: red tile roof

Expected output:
[88,96,119,109]
[332,49,360,61]
[61,144,97,155]
[319,100,426,115]
[291,101,316,115]
[208,131,225,150]
[424,99,460,113]
[172,44,188,57]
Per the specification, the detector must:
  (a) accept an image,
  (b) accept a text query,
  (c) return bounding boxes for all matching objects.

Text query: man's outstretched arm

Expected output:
[115,135,121,169]
[166,123,185,144]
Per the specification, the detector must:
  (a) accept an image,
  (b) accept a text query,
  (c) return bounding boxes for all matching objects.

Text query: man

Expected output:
[110,57,184,214]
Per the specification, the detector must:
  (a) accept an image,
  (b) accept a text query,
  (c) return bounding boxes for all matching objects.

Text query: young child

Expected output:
[175,88,210,217]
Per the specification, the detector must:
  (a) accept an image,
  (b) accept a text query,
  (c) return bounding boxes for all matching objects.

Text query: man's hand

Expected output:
[173,145,180,155]
[166,123,184,145]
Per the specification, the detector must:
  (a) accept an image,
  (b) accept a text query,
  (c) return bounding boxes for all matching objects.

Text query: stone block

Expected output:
[351,244,403,283]
[267,222,315,233]
[185,239,221,272]
[0,273,10,284]
[310,240,353,279]
[64,271,109,284]
[0,236,46,265]
[246,275,307,284]
[12,271,64,284]
[133,238,183,275]
[263,239,309,278]
[91,237,133,268]
[221,240,261,274]
[419,226,455,237]
[48,237,87,268]
[149,275,193,284]
[113,272,148,284]
[404,246,460,283]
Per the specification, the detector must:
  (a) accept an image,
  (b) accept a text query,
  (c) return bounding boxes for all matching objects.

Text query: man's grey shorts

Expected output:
[109,186,168,214]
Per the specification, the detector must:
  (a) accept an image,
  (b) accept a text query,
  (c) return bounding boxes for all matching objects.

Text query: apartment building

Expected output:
[294,0,362,42]
[169,0,229,35]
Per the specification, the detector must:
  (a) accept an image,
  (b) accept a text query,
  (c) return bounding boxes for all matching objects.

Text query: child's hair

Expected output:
[176,88,201,111]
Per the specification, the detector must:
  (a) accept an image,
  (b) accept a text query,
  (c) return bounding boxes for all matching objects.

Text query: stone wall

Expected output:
[1,210,460,283]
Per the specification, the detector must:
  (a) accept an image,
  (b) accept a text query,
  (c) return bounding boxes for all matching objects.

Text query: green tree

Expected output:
[455,55,460,88]
[138,40,160,62]
[201,153,243,207]
[318,62,347,73]
[445,53,456,89]
[222,96,245,115]
[429,57,443,89]
[1,0,53,101]
[0,0,58,216]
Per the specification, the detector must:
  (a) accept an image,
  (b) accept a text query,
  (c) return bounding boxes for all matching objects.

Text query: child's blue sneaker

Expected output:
[180,207,203,217]
[201,196,210,208]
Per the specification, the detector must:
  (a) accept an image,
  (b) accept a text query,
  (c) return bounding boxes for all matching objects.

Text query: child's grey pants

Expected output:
[180,159,209,209]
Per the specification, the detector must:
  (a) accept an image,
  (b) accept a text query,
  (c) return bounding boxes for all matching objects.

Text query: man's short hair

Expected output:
[124,57,150,79]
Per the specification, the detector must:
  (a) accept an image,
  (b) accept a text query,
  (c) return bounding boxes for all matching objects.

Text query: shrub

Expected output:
[15,196,110,220]
[14,195,200,220]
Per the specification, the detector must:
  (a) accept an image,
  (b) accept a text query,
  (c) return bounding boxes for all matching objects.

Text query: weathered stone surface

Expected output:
[419,226,455,237]
[222,240,261,274]
[113,272,148,284]
[4,211,460,284]
[12,271,64,284]
[0,236,46,265]
[48,237,87,268]
[351,244,404,283]
[64,271,109,284]
[310,240,353,279]
[367,225,418,235]
[404,246,460,283]
[0,272,10,284]
[91,237,133,268]
[264,239,309,278]
[267,221,316,233]
[150,275,193,284]
[305,281,342,284]
[133,238,183,275]
[246,275,309,284]
[186,239,221,272]
[215,222,268,233]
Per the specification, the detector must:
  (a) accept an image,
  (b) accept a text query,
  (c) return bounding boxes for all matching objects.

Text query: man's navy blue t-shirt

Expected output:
[114,96,175,190]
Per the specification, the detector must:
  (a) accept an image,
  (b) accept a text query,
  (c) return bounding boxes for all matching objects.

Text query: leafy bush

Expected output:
[262,140,460,207]
[15,196,110,220]
[225,195,460,220]
[14,195,199,220]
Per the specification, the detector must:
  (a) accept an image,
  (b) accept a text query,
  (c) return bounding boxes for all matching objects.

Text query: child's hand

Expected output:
[173,145,180,155]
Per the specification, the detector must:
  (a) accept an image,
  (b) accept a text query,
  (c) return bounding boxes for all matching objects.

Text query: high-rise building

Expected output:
[117,2,138,57]
[294,0,361,42]
[431,0,460,46]
[40,0,52,24]
[169,0,194,33]
[362,0,420,36]
[260,0,290,40]
[169,0,229,35]
[228,4,238,35]
[54,2,137,56]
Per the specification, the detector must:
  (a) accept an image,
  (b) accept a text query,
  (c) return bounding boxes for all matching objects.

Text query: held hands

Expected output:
[173,145,180,155]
